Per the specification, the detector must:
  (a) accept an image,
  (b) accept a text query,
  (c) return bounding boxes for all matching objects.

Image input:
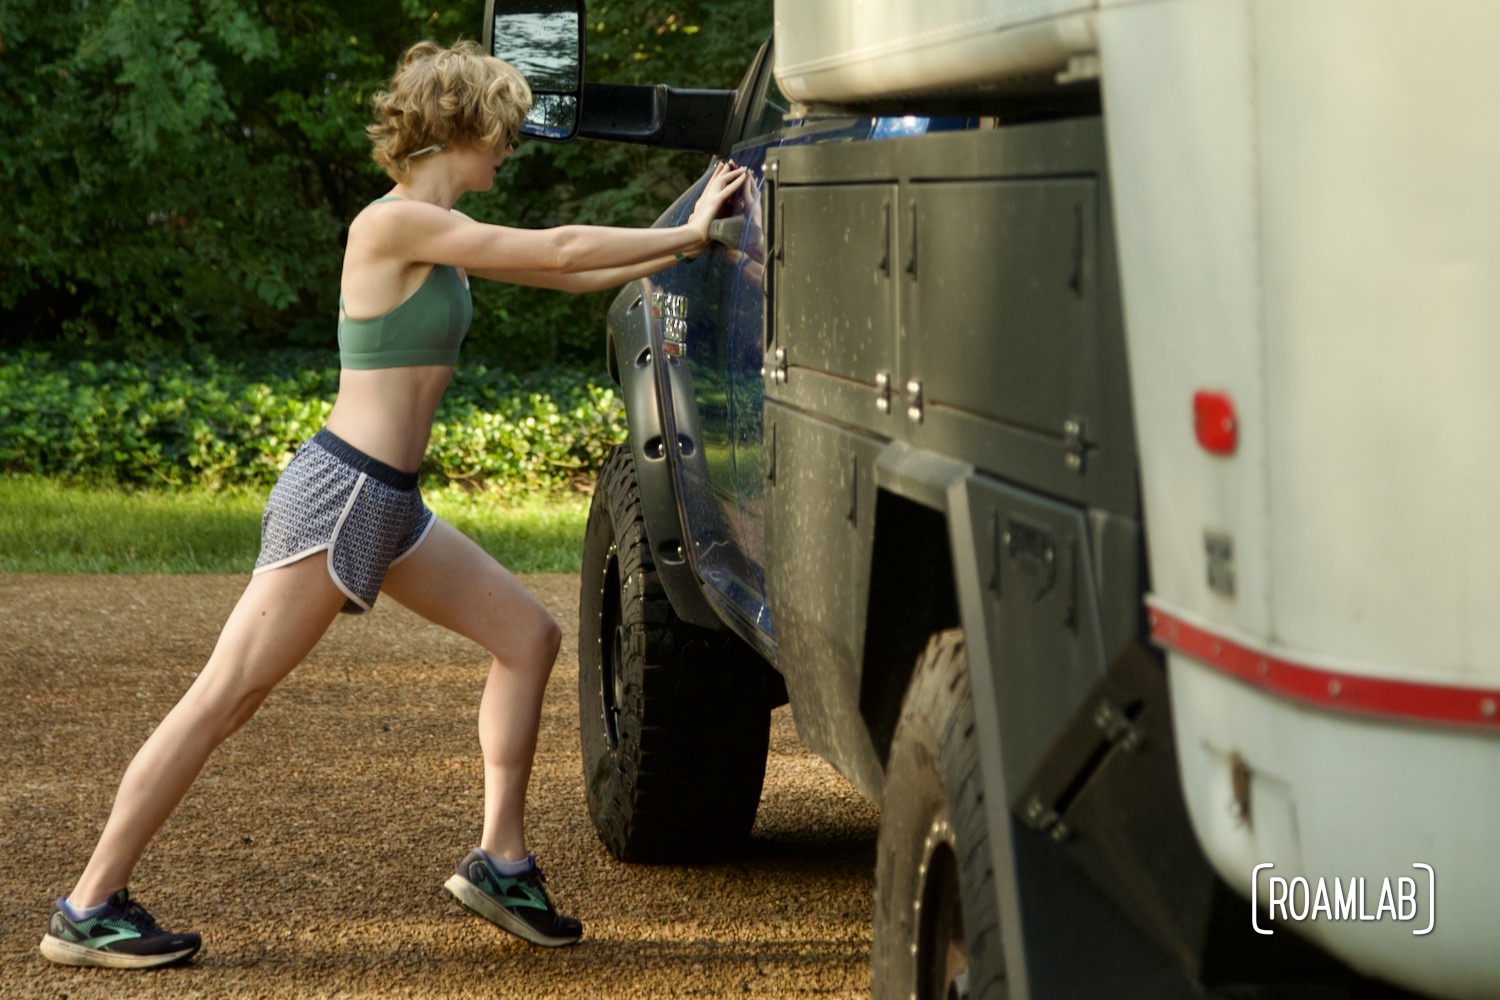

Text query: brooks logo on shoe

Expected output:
[470,863,549,911]
[51,911,143,947]
[500,881,549,911]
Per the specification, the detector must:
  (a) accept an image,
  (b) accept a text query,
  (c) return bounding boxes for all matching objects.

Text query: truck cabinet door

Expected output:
[776,183,899,386]
[907,179,1096,437]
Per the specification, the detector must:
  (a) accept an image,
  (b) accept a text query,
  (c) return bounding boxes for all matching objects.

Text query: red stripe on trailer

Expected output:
[1149,608,1500,730]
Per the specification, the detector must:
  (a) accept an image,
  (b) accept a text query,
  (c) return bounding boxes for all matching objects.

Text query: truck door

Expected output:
[656,41,958,647]
[718,43,799,641]
[646,42,787,643]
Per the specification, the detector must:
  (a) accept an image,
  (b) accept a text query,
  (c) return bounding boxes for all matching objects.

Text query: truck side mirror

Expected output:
[484,0,586,142]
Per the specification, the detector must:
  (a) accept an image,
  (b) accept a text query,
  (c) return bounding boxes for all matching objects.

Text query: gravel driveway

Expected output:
[0,573,878,999]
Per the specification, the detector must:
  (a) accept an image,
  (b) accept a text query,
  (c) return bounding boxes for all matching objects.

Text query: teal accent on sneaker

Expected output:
[57,916,139,948]
[469,857,549,911]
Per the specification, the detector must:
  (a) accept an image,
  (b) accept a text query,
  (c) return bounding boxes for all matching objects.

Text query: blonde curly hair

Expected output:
[367,39,532,180]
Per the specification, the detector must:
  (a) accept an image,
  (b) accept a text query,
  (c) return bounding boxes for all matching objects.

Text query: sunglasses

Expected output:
[410,135,520,159]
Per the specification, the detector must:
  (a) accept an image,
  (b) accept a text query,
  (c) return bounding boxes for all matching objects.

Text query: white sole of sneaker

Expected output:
[39,933,198,969]
[443,874,581,947]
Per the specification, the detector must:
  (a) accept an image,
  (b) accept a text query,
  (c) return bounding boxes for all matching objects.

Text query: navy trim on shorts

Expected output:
[311,428,419,491]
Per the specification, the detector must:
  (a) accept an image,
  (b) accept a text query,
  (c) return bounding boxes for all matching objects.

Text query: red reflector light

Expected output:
[1194,391,1237,454]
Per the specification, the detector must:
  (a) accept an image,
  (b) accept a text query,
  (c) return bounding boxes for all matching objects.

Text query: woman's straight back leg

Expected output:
[66,555,347,910]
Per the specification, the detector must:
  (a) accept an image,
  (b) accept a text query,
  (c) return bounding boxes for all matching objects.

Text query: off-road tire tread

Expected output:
[873,629,1007,1000]
[579,445,772,862]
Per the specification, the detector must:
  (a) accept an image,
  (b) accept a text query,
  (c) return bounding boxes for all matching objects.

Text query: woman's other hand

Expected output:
[686,161,749,249]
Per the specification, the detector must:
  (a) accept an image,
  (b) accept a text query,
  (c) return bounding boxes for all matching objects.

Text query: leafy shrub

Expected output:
[0,351,625,500]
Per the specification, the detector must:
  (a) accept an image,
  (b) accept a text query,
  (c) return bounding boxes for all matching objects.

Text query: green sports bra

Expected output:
[338,197,473,370]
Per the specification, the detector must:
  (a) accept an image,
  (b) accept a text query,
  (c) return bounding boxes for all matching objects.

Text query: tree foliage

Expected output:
[0,0,770,366]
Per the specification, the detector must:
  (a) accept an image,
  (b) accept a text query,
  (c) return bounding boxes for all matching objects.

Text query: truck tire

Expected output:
[577,445,772,862]
[873,629,1006,1000]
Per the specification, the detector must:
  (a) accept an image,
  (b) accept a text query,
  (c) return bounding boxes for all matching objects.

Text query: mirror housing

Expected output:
[577,84,735,154]
[483,0,736,154]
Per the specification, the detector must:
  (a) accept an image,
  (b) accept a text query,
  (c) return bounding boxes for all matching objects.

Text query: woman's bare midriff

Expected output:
[324,365,455,473]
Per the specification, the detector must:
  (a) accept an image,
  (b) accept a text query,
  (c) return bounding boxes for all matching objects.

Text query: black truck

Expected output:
[483,2,1468,998]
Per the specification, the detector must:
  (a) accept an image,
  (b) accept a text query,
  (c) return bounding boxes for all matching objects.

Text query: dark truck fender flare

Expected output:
[881,442,1236,988]
[606,280,721,629]
[873,442,1113,980]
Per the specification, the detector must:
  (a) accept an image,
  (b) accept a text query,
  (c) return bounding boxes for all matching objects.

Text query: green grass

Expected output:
[0,476,590,574]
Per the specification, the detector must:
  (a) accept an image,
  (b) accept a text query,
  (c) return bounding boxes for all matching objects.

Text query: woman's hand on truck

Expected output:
[687,161,748,251]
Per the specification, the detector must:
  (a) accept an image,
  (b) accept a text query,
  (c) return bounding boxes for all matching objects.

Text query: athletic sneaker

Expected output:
[38,888,201,969]
[444,850,582,947]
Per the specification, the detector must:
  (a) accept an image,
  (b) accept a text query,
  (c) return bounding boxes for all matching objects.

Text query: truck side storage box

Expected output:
[769,120,1137,518]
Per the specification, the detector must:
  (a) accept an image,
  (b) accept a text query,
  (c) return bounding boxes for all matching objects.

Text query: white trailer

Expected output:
[774,2,1500,997]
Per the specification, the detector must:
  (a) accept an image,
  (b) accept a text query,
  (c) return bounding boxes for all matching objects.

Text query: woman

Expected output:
[40,39,746,969]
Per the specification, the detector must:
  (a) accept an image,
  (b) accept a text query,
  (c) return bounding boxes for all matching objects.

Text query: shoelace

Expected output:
[516,868,561,914]
[115,894,161,934]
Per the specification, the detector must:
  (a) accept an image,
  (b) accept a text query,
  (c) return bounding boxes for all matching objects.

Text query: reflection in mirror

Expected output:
[491,1,581,92]
[524,94,578,139]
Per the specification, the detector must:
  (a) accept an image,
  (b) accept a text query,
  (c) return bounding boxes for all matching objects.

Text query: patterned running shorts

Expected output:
[253,428,436,614]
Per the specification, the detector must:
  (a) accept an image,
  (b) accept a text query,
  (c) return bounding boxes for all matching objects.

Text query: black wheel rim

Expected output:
[917,832,969,1000]
[599,542,624,750]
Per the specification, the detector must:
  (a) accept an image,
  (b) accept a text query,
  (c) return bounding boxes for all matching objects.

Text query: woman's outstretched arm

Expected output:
[359,162,746,276]
[467,253,687,293]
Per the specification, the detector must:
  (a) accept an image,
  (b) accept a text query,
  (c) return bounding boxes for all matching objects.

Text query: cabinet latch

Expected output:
[875,371,892,414]
[905,379,924,423]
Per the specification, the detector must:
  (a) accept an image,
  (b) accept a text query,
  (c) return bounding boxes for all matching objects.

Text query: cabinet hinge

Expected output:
[762,347,787,384]
[1064,418,1088,473]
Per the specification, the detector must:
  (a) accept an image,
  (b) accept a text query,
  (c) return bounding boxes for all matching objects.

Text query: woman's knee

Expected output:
[490,603,562,672]
[180,674,273,743]
[526,608,563,669]
[539,612,563,664]
[221,687,272,736]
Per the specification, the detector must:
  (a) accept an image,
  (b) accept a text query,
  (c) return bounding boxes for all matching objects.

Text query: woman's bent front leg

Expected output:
[381,518,562,862]
[379,518,581,947]
[68,555,347,909]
